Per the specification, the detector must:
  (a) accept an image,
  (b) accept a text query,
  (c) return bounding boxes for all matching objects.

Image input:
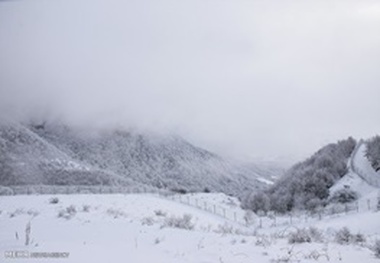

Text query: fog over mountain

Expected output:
[1,0,380,163]
[0,120,283,197]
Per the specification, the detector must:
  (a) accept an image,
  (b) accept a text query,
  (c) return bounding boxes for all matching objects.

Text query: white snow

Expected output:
[256,177,274,185]
[350,141,380,188]
[1,193,379,263]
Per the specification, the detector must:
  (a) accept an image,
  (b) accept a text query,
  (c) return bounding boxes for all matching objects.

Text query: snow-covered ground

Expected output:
[1,193,380,263]
[1,139,380,262]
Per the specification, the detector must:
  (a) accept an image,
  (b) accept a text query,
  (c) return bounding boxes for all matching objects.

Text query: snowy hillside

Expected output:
[0,120,280,197]
[0,121,142,187]
[243,138,357,212]
[1,193,379,263]
[331,139,380,204]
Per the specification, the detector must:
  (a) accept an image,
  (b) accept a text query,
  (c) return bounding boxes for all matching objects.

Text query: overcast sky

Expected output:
[1,0,380,163]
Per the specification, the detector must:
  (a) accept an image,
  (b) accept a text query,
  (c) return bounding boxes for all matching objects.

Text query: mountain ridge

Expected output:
[0,120,282,197]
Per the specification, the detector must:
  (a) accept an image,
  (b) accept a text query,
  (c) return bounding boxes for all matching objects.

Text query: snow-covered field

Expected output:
[1,193,379,263]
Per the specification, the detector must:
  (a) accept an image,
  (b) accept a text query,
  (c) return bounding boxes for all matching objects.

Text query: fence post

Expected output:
[213,205,216,214]
[204,202,207,210]
[234,212,237,222]
[367,199,371,210]
[223,208,226,218]
[195,199,198,208]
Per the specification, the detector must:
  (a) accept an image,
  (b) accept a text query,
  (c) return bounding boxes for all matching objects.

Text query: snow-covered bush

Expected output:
[106,208,126,219]
[58,205,77,220]
[308,227,324,242]
[27,209,39,217]
[288,229,312,244]
[327,203,346,215]
[365,136,380,171]
[9,208,25,218]
[255,235,272,247]
[142,217,155,226]
[243,192,270,213]
[215,223,234,235]
[49,197,59,204]
[171,188,187,194]
[334,227,366,245]
[330,189,358,204]
[154,210,167,217]
[352,233,366,244]
[335,227,352,244]
[373,240,380,258]
[162,214,194,230]
[82,205,90,212]
[0,186,14,196]
[305,198,324,213]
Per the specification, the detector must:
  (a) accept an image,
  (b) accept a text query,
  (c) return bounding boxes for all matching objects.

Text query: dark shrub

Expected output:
[330,189,358,204]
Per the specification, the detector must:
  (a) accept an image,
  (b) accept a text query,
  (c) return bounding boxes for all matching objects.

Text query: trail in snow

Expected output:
[350,140,380,188]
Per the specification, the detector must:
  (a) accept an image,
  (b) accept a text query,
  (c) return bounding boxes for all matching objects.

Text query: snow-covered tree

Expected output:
[366,136,380,171]
[243,137,357,213]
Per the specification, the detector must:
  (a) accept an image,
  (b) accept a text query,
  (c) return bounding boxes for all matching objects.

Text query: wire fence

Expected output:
[5,185,170,196]
[159,191,380,229]
[2,184,380,230]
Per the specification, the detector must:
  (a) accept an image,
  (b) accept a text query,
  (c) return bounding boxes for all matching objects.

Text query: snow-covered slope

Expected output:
[330,139,380,204]
[350,140,380,187]
[1,193,379,263]
[0,121,133,187]
[0,120,281,197]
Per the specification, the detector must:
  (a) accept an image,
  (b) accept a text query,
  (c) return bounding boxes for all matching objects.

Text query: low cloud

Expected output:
[1,0,380,162]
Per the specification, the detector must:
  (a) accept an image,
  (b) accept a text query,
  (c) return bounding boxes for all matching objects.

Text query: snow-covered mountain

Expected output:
[0,120,282,197]
[243,136,380,213]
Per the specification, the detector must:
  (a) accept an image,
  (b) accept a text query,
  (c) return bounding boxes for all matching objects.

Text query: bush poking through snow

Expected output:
[334,227,366,245]
[58,205,77,220]
[308,227,324,242]
[162,214,194,230]
[288,227,324,244]
[373,240,380,258]
[49,197,59,204]
[82,205,91,212]
[27,209,39,217]
[215,223,234,235]
[330,189,358,204]
[288,229,312,244]
[142,217,155,226]
[9,208,24,218]
[106,208,126,219]
[353,233,366,244]
[255,235,272,247]
[154,210,167,217]
[335,227,352,244]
